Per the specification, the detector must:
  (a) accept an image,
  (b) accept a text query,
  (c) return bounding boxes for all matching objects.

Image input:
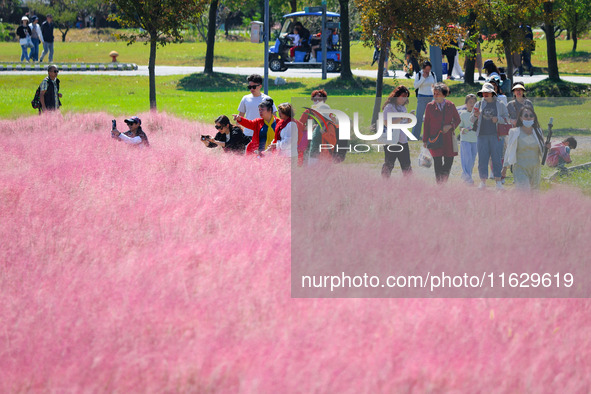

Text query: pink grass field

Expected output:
[1,112,591,392]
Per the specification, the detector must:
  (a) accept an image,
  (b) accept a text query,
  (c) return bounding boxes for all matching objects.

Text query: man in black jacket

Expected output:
[39,65,62,112]
[40,14,54,63]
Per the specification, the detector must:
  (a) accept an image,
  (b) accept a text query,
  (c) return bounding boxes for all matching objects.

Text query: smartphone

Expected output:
[112,119,117,129]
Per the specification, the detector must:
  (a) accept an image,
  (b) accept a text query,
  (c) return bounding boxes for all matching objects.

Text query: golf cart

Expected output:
[268,10,341,73]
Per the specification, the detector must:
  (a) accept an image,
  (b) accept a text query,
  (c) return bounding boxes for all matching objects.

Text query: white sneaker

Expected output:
[496,181,505,191]
[478,181,486,189]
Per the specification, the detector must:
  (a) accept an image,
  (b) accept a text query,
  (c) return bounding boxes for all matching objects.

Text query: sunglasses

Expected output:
[522,113,535,119]
[215,125,223,130]
[248,84,260,90]
[50,70,59,73]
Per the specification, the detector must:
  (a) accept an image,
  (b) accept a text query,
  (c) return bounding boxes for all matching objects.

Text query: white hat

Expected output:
[21,16,29,21]
[512,83,526,91]
[477,83,497,97]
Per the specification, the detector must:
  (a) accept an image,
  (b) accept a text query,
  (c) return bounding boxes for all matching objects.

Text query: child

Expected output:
[546,137,577,169]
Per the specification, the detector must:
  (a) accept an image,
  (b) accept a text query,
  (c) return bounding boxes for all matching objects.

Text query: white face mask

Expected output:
[522,119,535,128]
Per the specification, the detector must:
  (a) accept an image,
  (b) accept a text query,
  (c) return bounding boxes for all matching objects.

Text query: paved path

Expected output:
[3,65,591,84]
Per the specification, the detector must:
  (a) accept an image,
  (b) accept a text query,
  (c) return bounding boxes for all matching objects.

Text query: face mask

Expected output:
[522,119,534,128]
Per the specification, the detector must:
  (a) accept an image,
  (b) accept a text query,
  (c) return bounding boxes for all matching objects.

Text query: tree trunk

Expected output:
[58,26,69,42]
[371,43,387,127]
[544,1,560,82]
[503,40,513,95]
[463,11,477,85]
[338,0,353,80]
[289,0,297,13]
[572,27,578,52]
[204,0,219,75]
[149,37,157,110]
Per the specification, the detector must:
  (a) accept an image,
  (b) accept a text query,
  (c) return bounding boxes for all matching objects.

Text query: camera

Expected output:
[201,135,211,141]
[112,119,117,129]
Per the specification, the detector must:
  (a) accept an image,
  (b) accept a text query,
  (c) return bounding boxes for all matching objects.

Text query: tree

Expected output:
[204,0,219,75]
[28,0,78,42]
[338,0,353,80]
[472,0,541,91]
[560,0,591,52]
[356,0,473,124]
[110,0,208,110]
[542,1,561,81]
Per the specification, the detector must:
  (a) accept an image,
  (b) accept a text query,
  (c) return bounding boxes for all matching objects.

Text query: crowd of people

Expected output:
[33,61,576,189]
[379,59,577,190]
[16,14,55,63]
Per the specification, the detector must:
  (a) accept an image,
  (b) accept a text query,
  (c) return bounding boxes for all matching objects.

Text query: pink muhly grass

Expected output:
[0,112,589,392]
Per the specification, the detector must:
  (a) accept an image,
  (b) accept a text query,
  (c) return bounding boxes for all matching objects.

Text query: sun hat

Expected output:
[21,16,29,21]
[512,83,526,91]
[477,83,497,97]
[124,116,142,125]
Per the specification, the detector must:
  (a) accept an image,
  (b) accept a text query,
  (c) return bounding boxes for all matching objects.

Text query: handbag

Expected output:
[426,131,443,149]
[426,103,445,149]
[497,120,511,137]
[25,36,34,48]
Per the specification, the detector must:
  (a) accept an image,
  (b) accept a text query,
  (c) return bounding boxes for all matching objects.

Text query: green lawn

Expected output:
[0,73,405,121]
[3,73,590,135]
[2,38,591,74]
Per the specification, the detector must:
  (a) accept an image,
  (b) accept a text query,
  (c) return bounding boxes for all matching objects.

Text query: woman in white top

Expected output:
[381,85,412,177]
[267,103,298,157]
[458,94,478,184]
[503,107,548,190]
[412,60,436,140]
[111,116,150,147]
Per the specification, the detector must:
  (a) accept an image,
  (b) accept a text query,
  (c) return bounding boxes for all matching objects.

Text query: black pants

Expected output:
[433,156,454,183]
[381,143,412,178]
[444,48,457,77]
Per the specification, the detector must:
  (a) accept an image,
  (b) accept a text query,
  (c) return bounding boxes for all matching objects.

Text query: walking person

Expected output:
[502,107,547,190]
[29,16,43,62]
[458,94,478,185]
[519,24,535,77]
[380,85,413,178]
[40,14,55,63]
[16,16,32,62]
[422,83,461,183]
[413,60,436,140]
[38,65,62,113]
[237,74,277,137]
[471,83,510,190]
[507,83,534,126]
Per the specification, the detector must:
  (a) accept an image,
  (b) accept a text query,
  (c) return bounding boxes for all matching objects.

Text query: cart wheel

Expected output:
[270,58,285,72]
[326,59,336,72]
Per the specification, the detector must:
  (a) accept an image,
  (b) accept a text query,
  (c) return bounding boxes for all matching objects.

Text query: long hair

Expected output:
[383,85,410,109]
[215,115,234,128]
[515,106,540,129]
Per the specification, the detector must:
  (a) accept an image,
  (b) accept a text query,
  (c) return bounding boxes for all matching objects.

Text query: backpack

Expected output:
[415,71,436,97]
[31,86,41,109]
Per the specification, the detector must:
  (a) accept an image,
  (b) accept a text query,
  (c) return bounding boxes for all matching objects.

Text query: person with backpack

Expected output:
[412,60,436,140]
[38,65,62,113]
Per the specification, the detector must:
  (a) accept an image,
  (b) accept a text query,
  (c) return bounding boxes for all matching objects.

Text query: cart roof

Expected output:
[283,11,340,18]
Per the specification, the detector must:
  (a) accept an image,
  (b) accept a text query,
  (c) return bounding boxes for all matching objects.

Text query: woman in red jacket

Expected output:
[233,98,278,156]
[422,82,461,183]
